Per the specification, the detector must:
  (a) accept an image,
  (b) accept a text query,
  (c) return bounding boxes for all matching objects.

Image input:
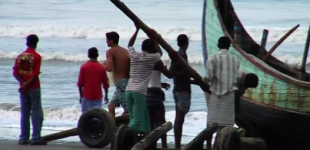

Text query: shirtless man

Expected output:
[105,31,130,117]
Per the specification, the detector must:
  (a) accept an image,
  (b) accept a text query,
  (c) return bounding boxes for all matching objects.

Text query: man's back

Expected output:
[207,49,239,95]
[78,61,109,100]
[106,46,130,80]
[13,47,41,90]
[126,47,160,95]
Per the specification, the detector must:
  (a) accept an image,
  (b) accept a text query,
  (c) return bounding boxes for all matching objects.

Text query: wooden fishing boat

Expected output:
[202,0,310,149]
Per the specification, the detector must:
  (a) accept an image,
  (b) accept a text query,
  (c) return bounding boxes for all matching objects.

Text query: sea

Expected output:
[0,0,309,144]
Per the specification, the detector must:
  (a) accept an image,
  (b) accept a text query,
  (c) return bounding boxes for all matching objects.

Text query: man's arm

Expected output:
[102,68,110,104]
[156,60,173,79]
[106,50,114,72]
[20,55,42,91]
[78,87,83,103]
[77,66,84,103]
[128,27,139,47]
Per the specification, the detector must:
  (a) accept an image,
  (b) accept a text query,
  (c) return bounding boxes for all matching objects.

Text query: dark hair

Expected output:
[106,31,119,44]
[88,47,99,59]
[244,73,259,88]
[177,34,189,47]
[26,34,39,47]
[218,36,231,49]
[250,43,260,56]
[142,39,156,53]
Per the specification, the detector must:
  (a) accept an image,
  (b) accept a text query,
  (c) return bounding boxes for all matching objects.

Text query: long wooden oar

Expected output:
[263,24,300,61]
[109,0,210,92]
[300,23,310,72]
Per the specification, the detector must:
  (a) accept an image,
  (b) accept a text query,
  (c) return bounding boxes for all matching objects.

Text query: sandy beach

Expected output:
[0,140,110,150]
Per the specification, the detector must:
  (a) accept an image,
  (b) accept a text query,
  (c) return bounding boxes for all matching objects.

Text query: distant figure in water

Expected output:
[170,34,192,148]
[124,24,160,137]
[13,34,46,145]
[105,31,130,117]
[77,47,109,113]
[147,44,173,148]
[205,36,240,149]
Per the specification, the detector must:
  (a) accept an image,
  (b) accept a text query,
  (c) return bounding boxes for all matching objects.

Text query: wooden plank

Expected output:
[131,122,172,150]
[182,123,218,150]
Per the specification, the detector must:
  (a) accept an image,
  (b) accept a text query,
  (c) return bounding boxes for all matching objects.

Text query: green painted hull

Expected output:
[203,0,310,114]
[202,0,310,149]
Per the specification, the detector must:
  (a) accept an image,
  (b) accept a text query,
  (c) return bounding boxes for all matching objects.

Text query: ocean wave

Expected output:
[0,25,308,43]
[0,103,208,137]
[1,50,310,67]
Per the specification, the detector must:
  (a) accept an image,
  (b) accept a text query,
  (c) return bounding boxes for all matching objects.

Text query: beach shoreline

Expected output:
[0,139,109,150]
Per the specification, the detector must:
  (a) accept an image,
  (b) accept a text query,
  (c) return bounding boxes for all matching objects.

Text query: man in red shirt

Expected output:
[77,47,109,113]
[13,34,46,145]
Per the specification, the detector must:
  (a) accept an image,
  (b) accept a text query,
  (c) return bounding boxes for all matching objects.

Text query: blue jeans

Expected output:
[81,98,102,113]
[19,88,44,142]
[173,92,191,114]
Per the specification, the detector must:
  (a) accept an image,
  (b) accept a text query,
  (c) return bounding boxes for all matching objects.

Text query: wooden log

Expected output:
[131,122,173,150]
[109,0,209,92]
[182,123,218,150]
[300,23,310,73]
[115,114,130,126]
[263,24,300,61]
[41,128,78,142]
[240,137,267,150]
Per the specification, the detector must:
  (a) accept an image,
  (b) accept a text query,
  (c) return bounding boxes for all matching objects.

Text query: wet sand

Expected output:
[0,140,110,150]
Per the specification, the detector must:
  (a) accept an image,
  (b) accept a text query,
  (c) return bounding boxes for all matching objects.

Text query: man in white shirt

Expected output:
[205,36,239,149]
[125,25,160,135]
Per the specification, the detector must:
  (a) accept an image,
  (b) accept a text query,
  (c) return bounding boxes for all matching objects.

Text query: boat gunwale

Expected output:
[209,0,310,89]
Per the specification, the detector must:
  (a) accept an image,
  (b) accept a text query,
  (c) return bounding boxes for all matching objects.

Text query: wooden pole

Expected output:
[263,24,300,61]
[300,23,310,72]
[260,29,269,49]
[41,128,78,142]
[201,0,208,69]
[131,122,172,150]
[109,0,208,91]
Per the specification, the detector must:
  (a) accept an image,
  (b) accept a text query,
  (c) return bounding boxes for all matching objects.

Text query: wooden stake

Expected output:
[300,23,310,73]
[263,24,299,61]
[260,29,269,49]
[109,0,209,92]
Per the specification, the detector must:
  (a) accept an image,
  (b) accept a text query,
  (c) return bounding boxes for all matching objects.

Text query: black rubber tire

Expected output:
[78,108,116,148]
[216,127,241,150]
[111,125,135,150]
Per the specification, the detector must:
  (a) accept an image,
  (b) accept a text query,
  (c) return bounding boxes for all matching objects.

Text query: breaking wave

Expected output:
[0,25,308,43]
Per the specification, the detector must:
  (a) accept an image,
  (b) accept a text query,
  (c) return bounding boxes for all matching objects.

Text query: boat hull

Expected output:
[239,98,310,150]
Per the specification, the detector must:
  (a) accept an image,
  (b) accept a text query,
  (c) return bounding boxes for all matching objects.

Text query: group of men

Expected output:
[13,26,250,148]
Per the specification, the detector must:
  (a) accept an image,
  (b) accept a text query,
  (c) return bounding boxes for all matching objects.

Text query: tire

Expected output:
[78,108,116,148]
[111,125,135,150]
[216,127,241,150]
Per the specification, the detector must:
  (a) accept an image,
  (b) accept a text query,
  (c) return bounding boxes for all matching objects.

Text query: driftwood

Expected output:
[109,0,209,92]
[131,122,173,150]
[263,24,300,61]
[182,123,218,150]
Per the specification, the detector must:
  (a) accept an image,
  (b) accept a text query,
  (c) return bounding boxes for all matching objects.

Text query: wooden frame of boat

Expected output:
[202,0,310,149]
